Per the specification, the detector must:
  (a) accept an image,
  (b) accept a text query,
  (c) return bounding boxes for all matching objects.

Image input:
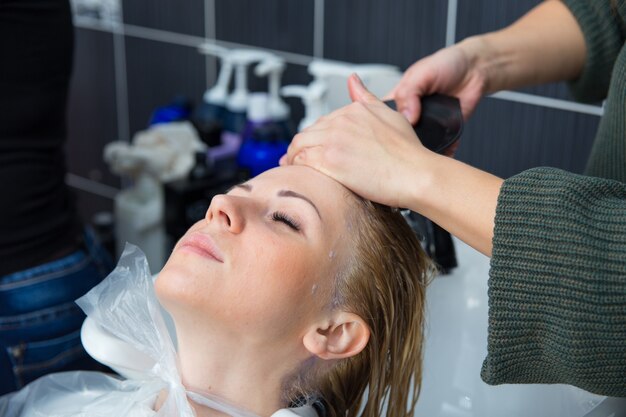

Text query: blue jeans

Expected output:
[0,227,114,395]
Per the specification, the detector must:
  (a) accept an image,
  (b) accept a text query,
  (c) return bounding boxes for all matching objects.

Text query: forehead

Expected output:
[250,166,353,221]
[251,166,345,198]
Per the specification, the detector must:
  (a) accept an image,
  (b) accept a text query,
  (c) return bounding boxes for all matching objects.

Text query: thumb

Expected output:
[348,73,381,104]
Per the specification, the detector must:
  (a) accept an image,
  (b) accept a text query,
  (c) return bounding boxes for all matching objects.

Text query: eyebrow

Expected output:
[231,183,322,220]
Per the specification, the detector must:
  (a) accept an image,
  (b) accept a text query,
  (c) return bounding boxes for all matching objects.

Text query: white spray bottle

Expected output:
[254,56,291,134]
[220,49,272,155]
[281,81,327,131]
[193,43,234,147]
[308,60,401,112]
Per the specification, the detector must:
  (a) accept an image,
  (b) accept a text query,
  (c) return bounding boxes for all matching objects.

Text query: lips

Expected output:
[177,232,224,263]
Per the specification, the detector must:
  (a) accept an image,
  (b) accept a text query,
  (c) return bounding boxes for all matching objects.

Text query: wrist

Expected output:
[456,33,506,95]
[404,150,442,212]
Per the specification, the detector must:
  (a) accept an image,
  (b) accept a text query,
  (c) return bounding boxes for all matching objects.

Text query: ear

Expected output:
[303,312,370,360]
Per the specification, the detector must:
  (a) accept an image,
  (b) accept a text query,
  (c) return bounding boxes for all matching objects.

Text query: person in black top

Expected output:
[0,0,113,394]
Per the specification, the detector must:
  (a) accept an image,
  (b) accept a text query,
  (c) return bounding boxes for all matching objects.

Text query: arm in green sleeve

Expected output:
[562,0,626,102]
[482,167,626,397]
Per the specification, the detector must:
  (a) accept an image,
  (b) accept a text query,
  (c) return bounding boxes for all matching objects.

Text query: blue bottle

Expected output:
[237,93,290,178]
[148,96,192,126]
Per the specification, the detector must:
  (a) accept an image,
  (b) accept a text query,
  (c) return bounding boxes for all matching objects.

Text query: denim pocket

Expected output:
[5,328,92,389]
[0,301,93,391]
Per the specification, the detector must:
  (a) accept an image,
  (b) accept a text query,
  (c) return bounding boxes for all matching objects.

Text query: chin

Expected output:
[155,262,202,313]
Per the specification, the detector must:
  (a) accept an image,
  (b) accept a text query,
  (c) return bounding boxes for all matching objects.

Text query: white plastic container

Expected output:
[114,174,166,273]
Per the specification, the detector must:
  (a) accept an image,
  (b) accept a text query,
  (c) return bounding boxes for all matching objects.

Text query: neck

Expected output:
[173,325,309,417]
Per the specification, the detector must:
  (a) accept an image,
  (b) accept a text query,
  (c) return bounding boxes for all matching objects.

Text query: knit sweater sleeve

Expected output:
[562,0,625,103]
[481,167,626,397]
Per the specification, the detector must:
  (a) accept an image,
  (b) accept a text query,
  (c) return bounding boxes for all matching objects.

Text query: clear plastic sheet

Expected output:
[0,244,289,417]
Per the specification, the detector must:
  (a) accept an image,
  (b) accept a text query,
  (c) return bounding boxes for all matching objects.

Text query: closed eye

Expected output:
[271,211,301,232]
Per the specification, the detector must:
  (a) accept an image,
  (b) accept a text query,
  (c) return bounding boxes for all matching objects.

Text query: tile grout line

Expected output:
[110,16,130,141]
[65,173,119,199]
[204,0,217,88]
[313,0,325,58]
[75,18,315,66]
[73,19,603,117]
[489,90,604,116]
[445,0,458,46]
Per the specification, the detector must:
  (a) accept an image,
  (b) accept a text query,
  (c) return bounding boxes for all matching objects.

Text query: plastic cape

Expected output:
[0,244,317,417]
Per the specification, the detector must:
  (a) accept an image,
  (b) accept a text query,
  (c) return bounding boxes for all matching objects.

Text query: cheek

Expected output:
[237,240,333,321]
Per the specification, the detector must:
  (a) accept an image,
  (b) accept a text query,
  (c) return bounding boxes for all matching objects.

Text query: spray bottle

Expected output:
[237,93,290,177]
[308,60,401,112]
[192,43,233,147]
[254,56,292,138]
[220,49,272,157]
[281,81,327,131]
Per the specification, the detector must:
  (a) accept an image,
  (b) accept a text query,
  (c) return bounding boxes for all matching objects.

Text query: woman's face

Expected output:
[156,165,352,346]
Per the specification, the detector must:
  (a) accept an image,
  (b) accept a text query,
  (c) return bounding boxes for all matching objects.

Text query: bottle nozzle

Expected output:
[197,42,233,105]
[255,56,290,121]
[227,49,273,112]
[281,81,327,131]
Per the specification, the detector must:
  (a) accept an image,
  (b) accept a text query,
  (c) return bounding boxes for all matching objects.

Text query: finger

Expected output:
[290,146,329,178]
[279,154,288,166]
[285,129,328,164]
[393,86,422,124]
[347,73,381,104]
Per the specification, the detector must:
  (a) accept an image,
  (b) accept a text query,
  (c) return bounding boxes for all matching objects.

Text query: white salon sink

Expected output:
[415,238,625,417]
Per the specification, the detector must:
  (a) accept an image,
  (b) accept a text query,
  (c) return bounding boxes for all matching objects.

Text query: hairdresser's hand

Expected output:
[281,74,435,209]
[389,39,487,125]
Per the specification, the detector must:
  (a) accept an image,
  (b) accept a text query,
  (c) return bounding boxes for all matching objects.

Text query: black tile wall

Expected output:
[324,0,447,69]
[456,0,575,101]
[456,97,601,178]
[123,0,205,37]
[66,28,120,188]
[67,0,605,218]
[125,37,210,135]
[71,188,115,225]
[215,0,315,55]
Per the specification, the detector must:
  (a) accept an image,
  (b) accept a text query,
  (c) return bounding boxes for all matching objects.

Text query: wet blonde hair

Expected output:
[288,198,434,417]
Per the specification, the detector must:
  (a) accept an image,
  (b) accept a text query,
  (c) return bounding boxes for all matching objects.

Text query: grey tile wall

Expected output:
[215,0,315,55]
[66,29,119,188]
[324,0,447,68]
[122,0,205,36]
[456,0,575,101]
[456,97,600,178]
[125,37,209,135]
[68,0,605,224]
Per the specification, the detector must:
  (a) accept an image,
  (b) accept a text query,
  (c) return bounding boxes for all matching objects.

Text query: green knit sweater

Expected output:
[481,0,626,397]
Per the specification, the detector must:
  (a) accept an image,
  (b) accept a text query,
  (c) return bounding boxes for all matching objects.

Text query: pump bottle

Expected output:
[193,43,234,147]
[220,49,273,156]
[254,56,293,138]
[237,93,290,177]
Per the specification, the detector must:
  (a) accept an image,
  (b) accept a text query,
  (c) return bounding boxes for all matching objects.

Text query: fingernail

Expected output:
[402,109,412,121]
[352,73,364,87]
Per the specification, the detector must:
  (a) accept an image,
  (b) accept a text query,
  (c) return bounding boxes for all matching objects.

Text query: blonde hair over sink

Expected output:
[286,196,435,417]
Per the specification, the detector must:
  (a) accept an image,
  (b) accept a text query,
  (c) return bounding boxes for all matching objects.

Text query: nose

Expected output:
[205,194,245,233]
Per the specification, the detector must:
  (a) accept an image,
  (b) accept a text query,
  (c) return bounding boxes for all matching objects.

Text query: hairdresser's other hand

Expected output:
[388,39,487,125]
[281,74,434,209]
